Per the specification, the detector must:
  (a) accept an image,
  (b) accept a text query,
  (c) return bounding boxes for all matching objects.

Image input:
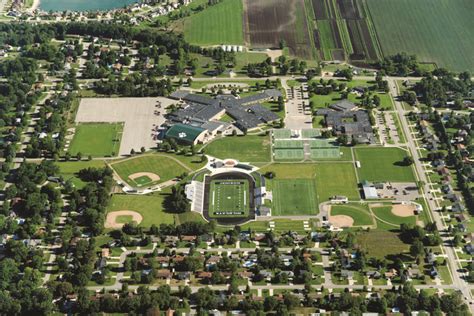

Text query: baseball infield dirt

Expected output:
[129,172,161,182]
[329,215,354,228]
[391,204,415,217]
[105,210,143,228]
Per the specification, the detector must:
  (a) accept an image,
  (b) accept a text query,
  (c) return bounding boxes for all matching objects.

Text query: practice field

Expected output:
[205,135,271,162]
[354,147,416,182]
[57,160,106,189]
[330,204,374,227]
[106,194,174,227]
[367,0,474,72]
[69,123,123,157]
[111,155,190,187]
[315,163,359,202]
[183,0,244,45]
[272,179,318,216]
[209,179,250,217]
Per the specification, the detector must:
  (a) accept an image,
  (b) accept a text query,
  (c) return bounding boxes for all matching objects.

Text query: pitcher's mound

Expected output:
[329,215,354,228]
[105,210,143,228]
[392,204,415,217]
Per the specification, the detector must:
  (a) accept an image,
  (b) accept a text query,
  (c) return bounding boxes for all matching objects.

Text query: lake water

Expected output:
[40,0,139,12]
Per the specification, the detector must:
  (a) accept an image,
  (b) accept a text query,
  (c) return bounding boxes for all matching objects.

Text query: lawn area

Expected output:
[107,194,175,227]
[371,205,417,226]
[205,135,271,162]
[367,0,474,72]
[315,163,360,201]
[183,0,244,45]
[110,154,194,187]
[272,179,318,216]
[234,52,269,73]
[56,160,106,188]
[354,147,416,182]
[356,229,409,259]
[330,204,374,226]
[69,123,123,157]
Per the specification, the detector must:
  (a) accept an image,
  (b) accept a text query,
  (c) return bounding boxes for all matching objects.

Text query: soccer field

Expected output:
[272,179,319,216]
[209,179,250,217]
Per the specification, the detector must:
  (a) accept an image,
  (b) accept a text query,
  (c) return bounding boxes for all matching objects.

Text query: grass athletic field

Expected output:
[330,204,374,226]
[272,179,318,216]
[354,147,416,182]
[209,179,250,217]
[205,135,271,162]
[111,155,190,187]
[372,205,417,226]
[367,0,474,72]
[315,163,359,202]
[69,123,123,157]
[57,160,106,188]
[183,0,244,45]
[107,194,174,227]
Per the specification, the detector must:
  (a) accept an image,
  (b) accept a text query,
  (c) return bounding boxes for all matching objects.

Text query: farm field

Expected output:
[182,0,244,45]
[205,135,271,162]
[309,0,381,62]
[243,0,314,59]
[110,154,191,187]
[330,204,374,226]
[315,163,359,202]
[354,147,416,182]
[272,179,319,216]
[106,194,175,227]
[367,0,474,72]
[69,123,123,157]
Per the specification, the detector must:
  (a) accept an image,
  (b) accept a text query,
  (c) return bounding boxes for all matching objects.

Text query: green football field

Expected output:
[209,179,250,217]
[272,179,319,216]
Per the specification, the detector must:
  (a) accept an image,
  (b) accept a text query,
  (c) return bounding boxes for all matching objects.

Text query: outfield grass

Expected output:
[371,206,417,226]
[69,123,123,157]
[183,0,244,45]
[56,160,106,188]
[367,0,474,72]
[354,147,416,182]
[205,135,271,162]
[331,204,374,226]
[272,179,318,216]
[107,194,175,227]
[315,163,360,202]
[111,155,190,187]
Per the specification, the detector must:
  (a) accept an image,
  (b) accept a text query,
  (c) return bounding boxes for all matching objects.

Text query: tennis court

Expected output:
[274,139,304,149]
[309,139,334,148]
[301,129,321,138]
[274,149,305,160]
[273,129,292,139]
[311,148,341,159]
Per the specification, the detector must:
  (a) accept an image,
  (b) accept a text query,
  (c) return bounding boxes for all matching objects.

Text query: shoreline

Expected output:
[28,0,40,12]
